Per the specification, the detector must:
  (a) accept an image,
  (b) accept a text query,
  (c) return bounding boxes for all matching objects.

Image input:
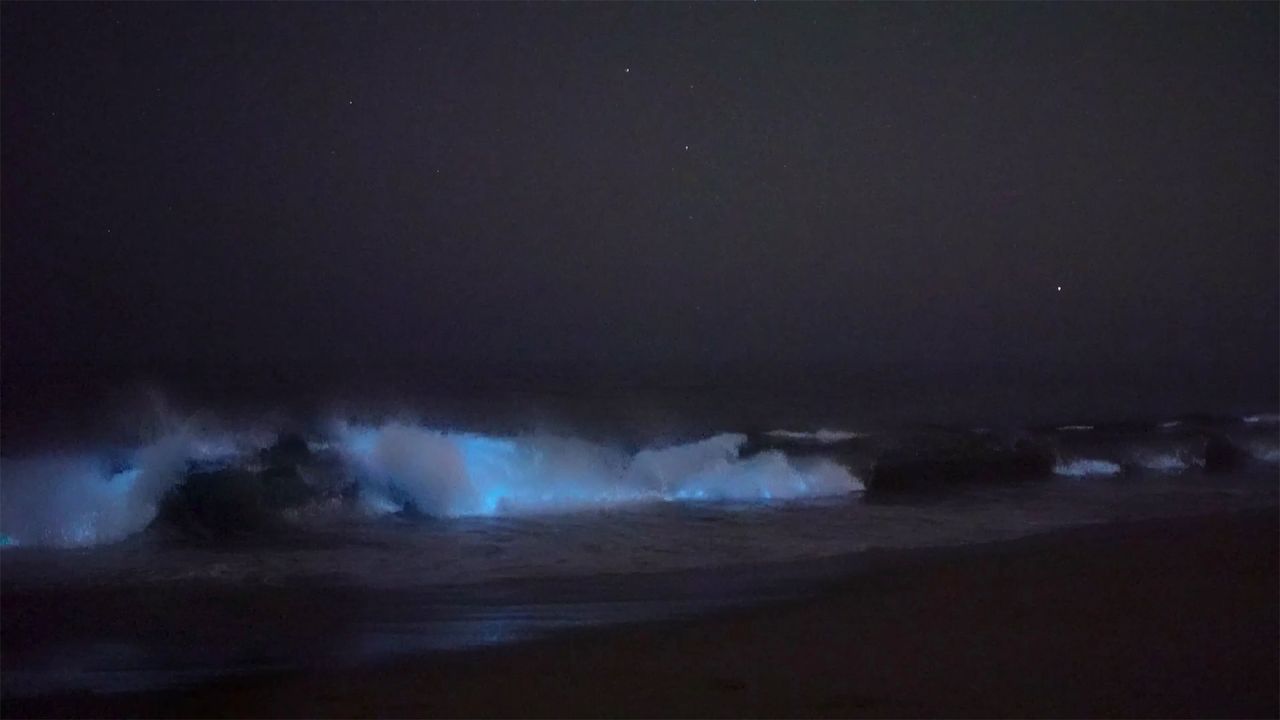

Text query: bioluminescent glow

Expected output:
[15,414,1268,549]
[335,424,863,517]
[0,427,273,549]
[0,422,866,548]
[0,436,191,548]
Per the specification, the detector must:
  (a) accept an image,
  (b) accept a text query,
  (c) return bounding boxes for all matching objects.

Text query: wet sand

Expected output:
[4,508,1277,718]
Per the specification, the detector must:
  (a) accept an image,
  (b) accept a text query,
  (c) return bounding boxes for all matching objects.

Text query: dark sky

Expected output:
[2,3,1277,417]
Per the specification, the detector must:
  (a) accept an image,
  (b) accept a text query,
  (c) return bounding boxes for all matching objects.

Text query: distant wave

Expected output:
[1056,425,1094,432]
[763,429,865,443]
[1243,413,1280,425]
[1246,441,1280,463]
[1053,458,1122,477]
[1133,452,1193,473]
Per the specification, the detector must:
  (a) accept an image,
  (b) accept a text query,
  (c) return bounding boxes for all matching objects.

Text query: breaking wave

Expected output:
[3,407,1274,549]
[0,424,863,548]
[0,433,217,548]
[336,424,862,517]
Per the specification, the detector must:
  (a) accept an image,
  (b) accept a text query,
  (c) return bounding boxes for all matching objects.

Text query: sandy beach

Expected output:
[3,507,1276,718]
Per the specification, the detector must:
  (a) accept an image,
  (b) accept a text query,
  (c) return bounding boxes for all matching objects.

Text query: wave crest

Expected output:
[0,434,198,547]
[336,425,863,517]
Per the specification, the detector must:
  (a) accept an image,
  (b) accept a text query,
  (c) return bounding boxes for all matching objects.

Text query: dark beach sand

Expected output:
[4,508,1277,718]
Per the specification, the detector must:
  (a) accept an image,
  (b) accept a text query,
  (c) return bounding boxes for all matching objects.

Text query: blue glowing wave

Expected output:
[0,424,865,548]
[337,424,863,517]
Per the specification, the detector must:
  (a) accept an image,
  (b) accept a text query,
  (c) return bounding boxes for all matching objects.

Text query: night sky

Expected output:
[2,3,1277,427]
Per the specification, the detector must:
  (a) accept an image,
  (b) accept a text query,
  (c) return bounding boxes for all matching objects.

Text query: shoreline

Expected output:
[3,506,1277,717]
